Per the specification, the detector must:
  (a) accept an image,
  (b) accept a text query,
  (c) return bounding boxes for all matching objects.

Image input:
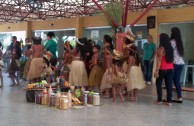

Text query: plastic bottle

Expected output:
[84,93,88,106]
[48,86,53,96]
[56,86,61,93]
[67,90,72,108]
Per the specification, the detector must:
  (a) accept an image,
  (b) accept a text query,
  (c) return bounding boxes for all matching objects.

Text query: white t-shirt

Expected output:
[171,39,185,65]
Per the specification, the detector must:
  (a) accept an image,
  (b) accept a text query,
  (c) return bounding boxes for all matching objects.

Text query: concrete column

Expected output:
[75,17,83,38]
[148,10,158,84]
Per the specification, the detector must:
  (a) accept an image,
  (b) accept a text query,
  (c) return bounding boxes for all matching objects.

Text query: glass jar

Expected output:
[35,91,42,104]
[88,94,93,104]
[41,93,48,105]
[60,95,69,110]
[55,92,61,108]
[49,93,56,107]
[93,93,100,106]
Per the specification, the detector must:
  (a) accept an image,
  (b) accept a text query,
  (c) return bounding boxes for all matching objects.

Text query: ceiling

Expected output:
[0,0,193,23]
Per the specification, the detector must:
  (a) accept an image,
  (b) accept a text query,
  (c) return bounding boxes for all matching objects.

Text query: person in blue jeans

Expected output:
[154,33,174,106]
[170,27,184,103]
[143,35,156,84]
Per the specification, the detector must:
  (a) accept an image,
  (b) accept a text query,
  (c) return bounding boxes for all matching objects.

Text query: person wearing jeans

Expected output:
[170,27,185,103]
[154,33,174,106]
[143,60,153,84]
[143,35,156,84]
[156,70,173,104]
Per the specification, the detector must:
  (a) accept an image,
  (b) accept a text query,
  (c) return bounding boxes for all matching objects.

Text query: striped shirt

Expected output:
[171,39,184,65]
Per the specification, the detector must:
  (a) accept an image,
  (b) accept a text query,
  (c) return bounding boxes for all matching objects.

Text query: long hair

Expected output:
[129,45,140,66]
[170,27,184,57]
[160,33,174,63]
[76,38,86,60]
[104,35,114,50]
[124,37,133,45]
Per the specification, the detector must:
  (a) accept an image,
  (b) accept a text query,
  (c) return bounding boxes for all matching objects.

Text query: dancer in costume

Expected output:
[89,45,103,91]
[26,37,45,82]
[68,38,88,87]
[126,42,146,101]
[101,35,114,97]
[57,41,73,81]
[112,50,127,103]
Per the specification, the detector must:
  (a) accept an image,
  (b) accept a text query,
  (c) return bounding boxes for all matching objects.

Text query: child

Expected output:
[126,45,146,101]
[57,42,72,81]
[89,45,103,91]
[112,50,127,103]
[101,47,113,97]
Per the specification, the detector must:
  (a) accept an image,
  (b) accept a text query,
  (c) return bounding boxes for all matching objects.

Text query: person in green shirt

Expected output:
[44,32,58,67]
[143,35,156,85]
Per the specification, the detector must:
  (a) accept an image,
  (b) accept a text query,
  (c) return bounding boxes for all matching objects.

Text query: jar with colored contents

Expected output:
[60,95,69,110]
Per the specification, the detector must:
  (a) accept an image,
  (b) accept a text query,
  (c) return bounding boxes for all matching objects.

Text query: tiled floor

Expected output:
[0,73,194,126]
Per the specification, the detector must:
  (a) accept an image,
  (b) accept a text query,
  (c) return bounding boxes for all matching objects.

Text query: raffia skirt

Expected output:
[23,60,31,79]
[69,61,88,86]
[122,61,128,73]
[27,58,44,80]
[100,68,112,90]
[89,65,104,87]
[126,66,146,91]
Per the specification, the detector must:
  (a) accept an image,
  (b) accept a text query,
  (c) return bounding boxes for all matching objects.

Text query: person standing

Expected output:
[143,35,156,84]
[154,33,174,106]
[44,32,58,67]
[8,36,21,86]
[26,37,44,82]
[170,27,184,103]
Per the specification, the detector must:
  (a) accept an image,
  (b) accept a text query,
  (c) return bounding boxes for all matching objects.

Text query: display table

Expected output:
[26,87,70,102]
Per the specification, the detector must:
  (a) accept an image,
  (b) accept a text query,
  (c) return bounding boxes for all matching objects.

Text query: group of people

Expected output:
[58,30,146,103]
[154,27,184,105]
[0,27,184,106]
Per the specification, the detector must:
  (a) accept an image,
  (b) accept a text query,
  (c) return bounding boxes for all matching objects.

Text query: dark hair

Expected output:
[160,33,174,63]
[43,57,50,67]
[93,45,101,51]
[76,38,86,60]
[32,37,42,45]
[129,46,140,66]
[104,35,113,50]
[170,27,184,57]
[124,37,133,45]
[12,36,17,40]
[147,35,153,38]
[112,59,123,67]
[64,44,73,51]
[47,32,55,38]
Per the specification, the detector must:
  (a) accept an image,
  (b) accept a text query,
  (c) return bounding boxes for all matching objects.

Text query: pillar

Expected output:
[75,17,83,38]
[148,10,158,84]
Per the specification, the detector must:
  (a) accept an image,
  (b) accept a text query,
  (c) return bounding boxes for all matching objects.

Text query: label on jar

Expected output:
[64,99,68,103]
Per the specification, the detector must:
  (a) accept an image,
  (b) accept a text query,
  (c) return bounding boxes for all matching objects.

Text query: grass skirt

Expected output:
[23,60,31,79]
[89,65,104,87]
[126,66,146,91]
[27,58,44,80]
[69,61,88,86]
[100,68,112,90]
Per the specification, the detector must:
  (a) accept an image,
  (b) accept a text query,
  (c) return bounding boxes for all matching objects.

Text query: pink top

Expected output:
[160,56,173,70]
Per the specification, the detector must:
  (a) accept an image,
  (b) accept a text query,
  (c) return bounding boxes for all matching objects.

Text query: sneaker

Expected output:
[166,102,172,106]
[154,101,163,105]
[147,81,152,85]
